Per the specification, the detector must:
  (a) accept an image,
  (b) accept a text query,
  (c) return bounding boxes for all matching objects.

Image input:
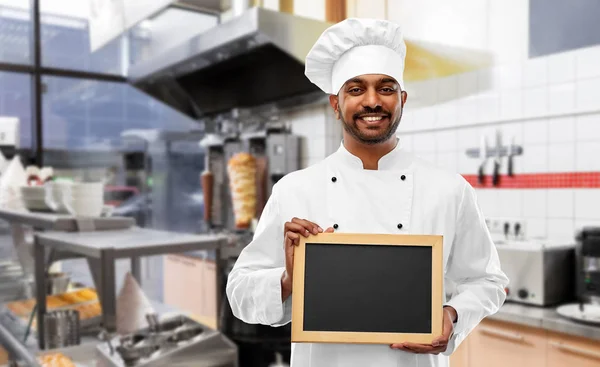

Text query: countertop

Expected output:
[489,301,600,341]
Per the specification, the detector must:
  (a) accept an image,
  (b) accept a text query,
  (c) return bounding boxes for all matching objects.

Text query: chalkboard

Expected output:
[292,233,443,345]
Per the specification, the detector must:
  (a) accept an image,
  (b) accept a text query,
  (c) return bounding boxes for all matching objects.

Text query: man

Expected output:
[226,18,508,367]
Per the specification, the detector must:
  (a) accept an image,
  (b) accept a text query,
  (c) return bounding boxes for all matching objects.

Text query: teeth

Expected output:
[362,116,384,122]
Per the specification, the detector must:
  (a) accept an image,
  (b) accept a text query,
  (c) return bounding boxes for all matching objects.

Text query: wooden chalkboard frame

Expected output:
[291,233,444,345]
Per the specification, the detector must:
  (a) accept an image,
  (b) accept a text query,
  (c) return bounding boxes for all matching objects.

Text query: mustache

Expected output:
[352,106,391,120]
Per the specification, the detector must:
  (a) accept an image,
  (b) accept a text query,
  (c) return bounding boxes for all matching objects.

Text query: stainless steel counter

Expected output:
[32,229,228,349]
[488,302,600,341]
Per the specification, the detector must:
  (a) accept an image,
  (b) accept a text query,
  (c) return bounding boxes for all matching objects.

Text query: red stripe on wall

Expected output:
[462,172,600,189]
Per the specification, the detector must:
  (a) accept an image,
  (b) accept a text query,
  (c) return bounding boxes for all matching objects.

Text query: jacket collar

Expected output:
[332,137,414,171]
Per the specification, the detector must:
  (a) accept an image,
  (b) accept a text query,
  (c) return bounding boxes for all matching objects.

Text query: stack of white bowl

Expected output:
[20,186,53,211]
[20,181,113,217]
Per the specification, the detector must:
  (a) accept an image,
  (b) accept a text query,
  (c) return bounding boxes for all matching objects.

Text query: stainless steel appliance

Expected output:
[497,240,575,306]
[96,314,238,367]
[575,227,600,304]
[200,126,300,232]
[129,6,331,120]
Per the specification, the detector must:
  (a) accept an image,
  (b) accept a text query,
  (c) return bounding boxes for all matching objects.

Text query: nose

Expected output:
[362,88,382,109]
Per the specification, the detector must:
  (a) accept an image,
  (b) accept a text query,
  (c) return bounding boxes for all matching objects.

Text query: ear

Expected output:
[401,90,408,106]
[329,94,340,120]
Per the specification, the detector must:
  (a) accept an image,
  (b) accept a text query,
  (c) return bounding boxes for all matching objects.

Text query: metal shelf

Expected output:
[0,209,134,232]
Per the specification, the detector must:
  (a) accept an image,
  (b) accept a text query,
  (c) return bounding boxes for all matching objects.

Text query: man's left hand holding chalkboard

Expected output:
[389,306,457,354]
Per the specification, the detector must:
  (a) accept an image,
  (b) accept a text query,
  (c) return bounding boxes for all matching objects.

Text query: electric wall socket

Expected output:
[485,217,527,241]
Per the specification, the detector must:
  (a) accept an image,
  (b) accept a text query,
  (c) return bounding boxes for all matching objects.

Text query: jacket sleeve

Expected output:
[225,183,291,327]
[442,179,509,356]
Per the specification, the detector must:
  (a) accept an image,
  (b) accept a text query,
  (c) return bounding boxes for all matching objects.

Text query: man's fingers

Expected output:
[402,343,437,354]
[324,227,335,233]
[285,231,301,246]
[390,343,411,351]
[431,337,448,347]
[291,217,323,235]
[285,222,313,237]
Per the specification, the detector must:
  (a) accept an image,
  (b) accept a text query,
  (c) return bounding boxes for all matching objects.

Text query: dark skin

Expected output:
[281,74,457,355]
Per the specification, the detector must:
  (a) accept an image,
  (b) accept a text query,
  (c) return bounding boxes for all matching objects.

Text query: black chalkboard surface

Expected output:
[291,233,443,345]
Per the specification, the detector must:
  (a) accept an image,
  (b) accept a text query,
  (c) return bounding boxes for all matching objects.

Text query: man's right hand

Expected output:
[281,218,334,301]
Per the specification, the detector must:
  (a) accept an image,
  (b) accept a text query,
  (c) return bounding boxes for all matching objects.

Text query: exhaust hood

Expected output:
[128,7,332,119]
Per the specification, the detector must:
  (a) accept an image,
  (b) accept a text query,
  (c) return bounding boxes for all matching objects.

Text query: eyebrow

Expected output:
[346,77,398,85]
[379,78,398,84]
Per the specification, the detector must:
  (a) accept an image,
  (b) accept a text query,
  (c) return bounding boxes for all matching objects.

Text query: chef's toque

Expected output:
[304,18,407,95]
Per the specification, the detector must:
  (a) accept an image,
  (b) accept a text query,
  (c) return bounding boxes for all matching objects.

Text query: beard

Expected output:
[340,105,402,145]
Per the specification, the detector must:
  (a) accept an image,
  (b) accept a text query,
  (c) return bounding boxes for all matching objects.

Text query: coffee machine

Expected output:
[575,227,600,304]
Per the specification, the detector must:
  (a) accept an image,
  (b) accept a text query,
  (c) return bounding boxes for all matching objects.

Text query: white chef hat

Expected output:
[305,18,406,95]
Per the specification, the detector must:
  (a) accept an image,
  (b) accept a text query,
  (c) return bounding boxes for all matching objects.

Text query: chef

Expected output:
[226,17,509,367]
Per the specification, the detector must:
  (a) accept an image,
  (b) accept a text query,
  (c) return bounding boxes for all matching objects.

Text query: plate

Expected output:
[556,303,600,326]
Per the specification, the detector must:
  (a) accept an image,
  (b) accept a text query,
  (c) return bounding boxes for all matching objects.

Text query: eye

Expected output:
[380,87,395,93]
[348,87,362,93]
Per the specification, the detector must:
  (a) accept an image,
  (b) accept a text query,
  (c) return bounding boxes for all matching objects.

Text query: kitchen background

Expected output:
[0,0,600,366]
[289,0,600,243]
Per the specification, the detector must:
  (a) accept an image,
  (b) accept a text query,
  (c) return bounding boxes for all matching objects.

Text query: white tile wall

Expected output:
[576,142,600,172]
[547,189,574,219]
[575,46,600,80]
[575,190,600,220]
[576,114,600,141]
[548,116,575,143]
[547,51,576,84]
[523,190,547,218]
[390,44,600,240]
[547,83,576,115]
[522,87,548,118]
[523,57,548,88]
[548,143,575,172]
[576,77,600,111]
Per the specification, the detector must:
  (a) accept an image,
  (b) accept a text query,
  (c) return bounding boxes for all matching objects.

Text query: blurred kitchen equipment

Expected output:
[575,227,600,305]
[497,239,575,306]
[507,136,516,177]
[21,272,70,299]
[96,314,238,367]
[492,129,502,186]
[201,126,300,232]
[269,352,290,367]
[478,135,487,185]
[556,303,600,326]
[43,309,81,349]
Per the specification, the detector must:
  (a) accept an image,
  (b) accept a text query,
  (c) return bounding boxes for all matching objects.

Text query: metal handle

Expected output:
[550,341,600,360]
[0,322,42,367]
[479,326,525,342]
[98,330,115,355]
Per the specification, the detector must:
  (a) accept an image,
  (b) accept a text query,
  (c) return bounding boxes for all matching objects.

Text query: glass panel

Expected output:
[42,75,204,232]
[40,0,125,75]
[40,0,219,76]
[0,0,32,65]
[0,70,32,149]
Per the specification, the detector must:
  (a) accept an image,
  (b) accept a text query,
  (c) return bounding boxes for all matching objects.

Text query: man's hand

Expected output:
[281,218,334,301]
[390,307,457,354]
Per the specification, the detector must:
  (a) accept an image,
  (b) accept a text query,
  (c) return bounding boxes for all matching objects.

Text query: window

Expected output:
[0,70,32,149]
[0,0,32,65]
[42,75,197,150]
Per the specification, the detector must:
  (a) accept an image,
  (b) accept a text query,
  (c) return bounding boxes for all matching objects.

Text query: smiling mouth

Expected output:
[357,115,389,125]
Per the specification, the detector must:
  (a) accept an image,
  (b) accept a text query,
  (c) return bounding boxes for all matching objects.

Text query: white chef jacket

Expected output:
[226,139,509,367]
